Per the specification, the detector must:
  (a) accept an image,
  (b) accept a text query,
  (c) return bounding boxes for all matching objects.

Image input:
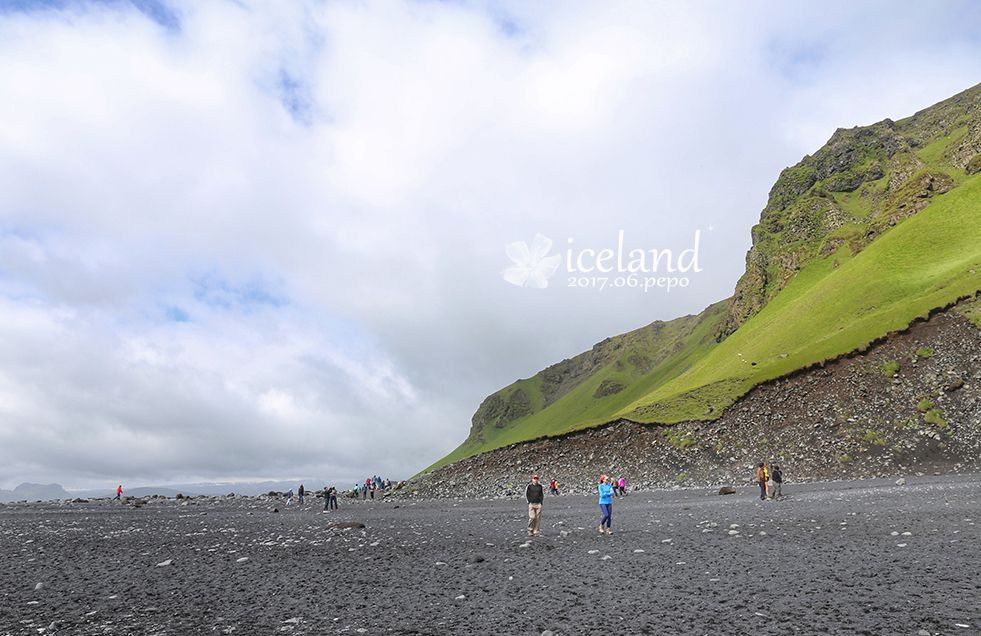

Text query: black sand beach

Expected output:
[2,475,980,635]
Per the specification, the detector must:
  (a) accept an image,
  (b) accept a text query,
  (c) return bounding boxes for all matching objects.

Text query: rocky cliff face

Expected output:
[409,298,981,498]
[716,82,981,340]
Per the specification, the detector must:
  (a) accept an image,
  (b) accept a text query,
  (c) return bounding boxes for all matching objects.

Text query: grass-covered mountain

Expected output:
[429,82,981,472]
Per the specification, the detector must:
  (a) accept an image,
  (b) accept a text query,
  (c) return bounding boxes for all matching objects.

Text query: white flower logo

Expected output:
[503,234,562,288]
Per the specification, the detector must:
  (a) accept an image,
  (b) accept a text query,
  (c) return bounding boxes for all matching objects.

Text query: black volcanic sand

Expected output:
[2,477,981,636]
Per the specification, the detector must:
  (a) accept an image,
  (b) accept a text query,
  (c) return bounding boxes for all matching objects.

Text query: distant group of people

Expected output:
[614,476,627,496]
[277,477,395,511]
[353,476,392,500]
[756,462,783,500]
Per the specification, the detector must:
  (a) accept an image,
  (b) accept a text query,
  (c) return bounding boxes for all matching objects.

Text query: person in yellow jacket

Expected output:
[756,463,768,501]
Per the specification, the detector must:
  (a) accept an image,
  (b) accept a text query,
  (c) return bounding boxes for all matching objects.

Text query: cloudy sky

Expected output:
[2,0,980,491]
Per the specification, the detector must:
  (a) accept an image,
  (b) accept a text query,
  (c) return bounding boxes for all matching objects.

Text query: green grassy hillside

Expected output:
[430,302,726,470]
[426,83,981,474]
[620,170,981,424]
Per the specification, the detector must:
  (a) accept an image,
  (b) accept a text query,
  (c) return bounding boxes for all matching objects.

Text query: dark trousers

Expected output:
[600,503,612,528]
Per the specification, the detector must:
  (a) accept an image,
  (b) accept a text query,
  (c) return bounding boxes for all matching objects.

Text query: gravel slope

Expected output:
[2,475,980,635]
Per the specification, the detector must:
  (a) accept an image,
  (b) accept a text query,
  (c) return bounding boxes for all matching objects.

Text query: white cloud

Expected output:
[2,0,981,489]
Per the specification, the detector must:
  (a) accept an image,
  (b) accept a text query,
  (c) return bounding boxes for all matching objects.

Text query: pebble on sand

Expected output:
[156,559,172,567]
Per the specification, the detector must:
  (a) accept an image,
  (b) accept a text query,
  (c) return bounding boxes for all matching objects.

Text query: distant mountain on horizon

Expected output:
[1,479,345,502]
[0,482,71,503]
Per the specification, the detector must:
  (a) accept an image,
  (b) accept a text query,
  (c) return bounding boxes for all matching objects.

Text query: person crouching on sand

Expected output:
[598,475,615,535]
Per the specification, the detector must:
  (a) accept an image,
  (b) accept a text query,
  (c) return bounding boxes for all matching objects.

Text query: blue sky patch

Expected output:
[164,305,189,322]
[277,69,315,126]
[190,271,289,313]
[4,0,181,33]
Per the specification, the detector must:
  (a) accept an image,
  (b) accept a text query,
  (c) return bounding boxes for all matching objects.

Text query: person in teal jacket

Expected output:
[598,475,615,535]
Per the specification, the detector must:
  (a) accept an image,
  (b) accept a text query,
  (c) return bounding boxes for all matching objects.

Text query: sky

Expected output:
[2,0,981,491]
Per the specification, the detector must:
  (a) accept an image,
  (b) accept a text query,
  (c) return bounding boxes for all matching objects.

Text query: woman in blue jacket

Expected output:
[598,475,615,535]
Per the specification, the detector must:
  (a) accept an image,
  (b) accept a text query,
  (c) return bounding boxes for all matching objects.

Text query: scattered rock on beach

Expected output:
[326,522,365,530]
[3,473,980,635]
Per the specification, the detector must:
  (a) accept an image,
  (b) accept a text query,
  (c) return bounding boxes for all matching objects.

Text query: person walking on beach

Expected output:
[618,476,627,496]
[598,475,615,535]
[115,485,122,500]
[298,484,305,505]
[771,464,783,499]
[526,475,544,536]
[286,489,293,506]
[756,463,768,501]
[328,486,338,511]
[549,478,559,496]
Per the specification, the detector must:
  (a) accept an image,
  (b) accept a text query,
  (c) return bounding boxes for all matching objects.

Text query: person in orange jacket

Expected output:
[756,463,768,501]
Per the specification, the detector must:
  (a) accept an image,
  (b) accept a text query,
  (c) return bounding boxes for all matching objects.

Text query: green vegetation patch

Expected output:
[955,293,981,329]
[663,427,697,451]
[917,399,935,413]
[880,360,900,377]
[924,409,947,427]
[915,348,934,358]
